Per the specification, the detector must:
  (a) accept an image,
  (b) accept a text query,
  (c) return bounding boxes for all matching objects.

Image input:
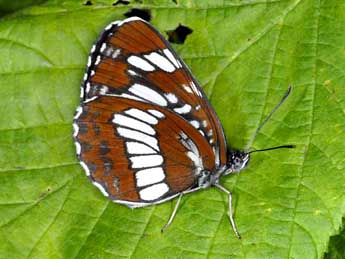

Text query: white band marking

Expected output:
[126,142,157,155]
[148,109,165,118]
[113,114,156,135]
[75,142,81,155]
[136,167,165,187]
[74,106,83,119]
[165,93,178,103]
[130,155,163,168]
[124,108,158,125]
[174,104,192,114]
[190,120,200,129]
[73,123,79,137]
[128,56,155,71]
[120,93,147,102]
[139,183,169,201]
[129,83,167,106]
[117,127,159,151]
[100,43,107,52]
[182,84,193,93]
[163,49,180,68]
[80,161,90,176]
[144,52,175,72]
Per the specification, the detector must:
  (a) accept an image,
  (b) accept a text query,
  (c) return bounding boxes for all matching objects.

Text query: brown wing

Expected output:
[81,17,227,167]
[74,96,215,207]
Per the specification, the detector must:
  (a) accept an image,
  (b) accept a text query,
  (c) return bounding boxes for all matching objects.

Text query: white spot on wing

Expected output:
[126,142,157,154]
[121,93,147,102]
[80,161,90,176]
[174,104,192,114]
[118,16,144,26]
[100,43,107,52]
[85,82,91,94]
[129,83,167,106]
[190,81,202,97]
[163,49,180,68]
[148,109,165,118]
[165,93,178,103]
[187,151,201,168]
[190,120,200,129]
[214,146,220,168]
[112,49,121,59]
[128,56,155,71]
[105,47,113,57]
[117,127,159,151]
[75,142,81,155]
[113,114,156,135]
[99,86,109,95]
[128,70,138,76]
[180,132,188,140]
[144,52,175,72]
[73,123,79,137]
[104,21,119,31]
[74,106,83,119]
[84,96,98,103]
[183,84,193,93]
[105,23,114,31]
[187,138,200,157]
[139,183,169,201]
[130,155,163,168]
[95,55,101,65]
[125,108,158,125]
[179,133,203,171]
[136,167,165,187]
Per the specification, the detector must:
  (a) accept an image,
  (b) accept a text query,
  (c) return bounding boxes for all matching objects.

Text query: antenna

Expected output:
[249,145,295,154]
[245,86,292,150]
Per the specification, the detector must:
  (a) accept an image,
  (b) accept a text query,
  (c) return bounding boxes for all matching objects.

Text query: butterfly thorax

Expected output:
[196,151,250,189]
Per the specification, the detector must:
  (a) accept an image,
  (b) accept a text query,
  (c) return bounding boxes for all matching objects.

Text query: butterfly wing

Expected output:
[74,96,216,207]
[81,17,227,167]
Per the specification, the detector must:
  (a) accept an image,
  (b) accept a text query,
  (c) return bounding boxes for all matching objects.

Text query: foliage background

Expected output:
[0,0,345,258]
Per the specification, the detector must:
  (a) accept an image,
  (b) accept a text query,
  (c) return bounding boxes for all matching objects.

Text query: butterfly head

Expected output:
[226,150,250,174]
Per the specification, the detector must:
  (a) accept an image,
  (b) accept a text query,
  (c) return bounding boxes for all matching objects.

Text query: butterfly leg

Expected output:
[214,183,241,239]
[161,193,183,233]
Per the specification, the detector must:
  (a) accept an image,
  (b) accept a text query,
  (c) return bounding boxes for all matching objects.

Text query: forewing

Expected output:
[81,17,227,166]
[74,96,215,207]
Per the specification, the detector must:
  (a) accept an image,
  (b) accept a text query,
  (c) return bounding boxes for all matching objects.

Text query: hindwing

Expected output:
[74,96,215,207]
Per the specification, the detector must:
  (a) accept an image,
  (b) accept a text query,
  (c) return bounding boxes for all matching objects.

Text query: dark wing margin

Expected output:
[73,96,215,207]
[80,16,228,167]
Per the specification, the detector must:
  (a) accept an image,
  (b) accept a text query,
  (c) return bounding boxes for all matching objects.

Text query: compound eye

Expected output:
[234,157,240,164]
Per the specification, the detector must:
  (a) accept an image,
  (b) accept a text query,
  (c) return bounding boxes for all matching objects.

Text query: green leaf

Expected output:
[0,0,46,16]
[324,219,345,259]
[1,0,345,258]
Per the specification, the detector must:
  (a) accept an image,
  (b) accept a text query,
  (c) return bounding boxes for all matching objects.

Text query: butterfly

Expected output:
[73,16,293,238]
